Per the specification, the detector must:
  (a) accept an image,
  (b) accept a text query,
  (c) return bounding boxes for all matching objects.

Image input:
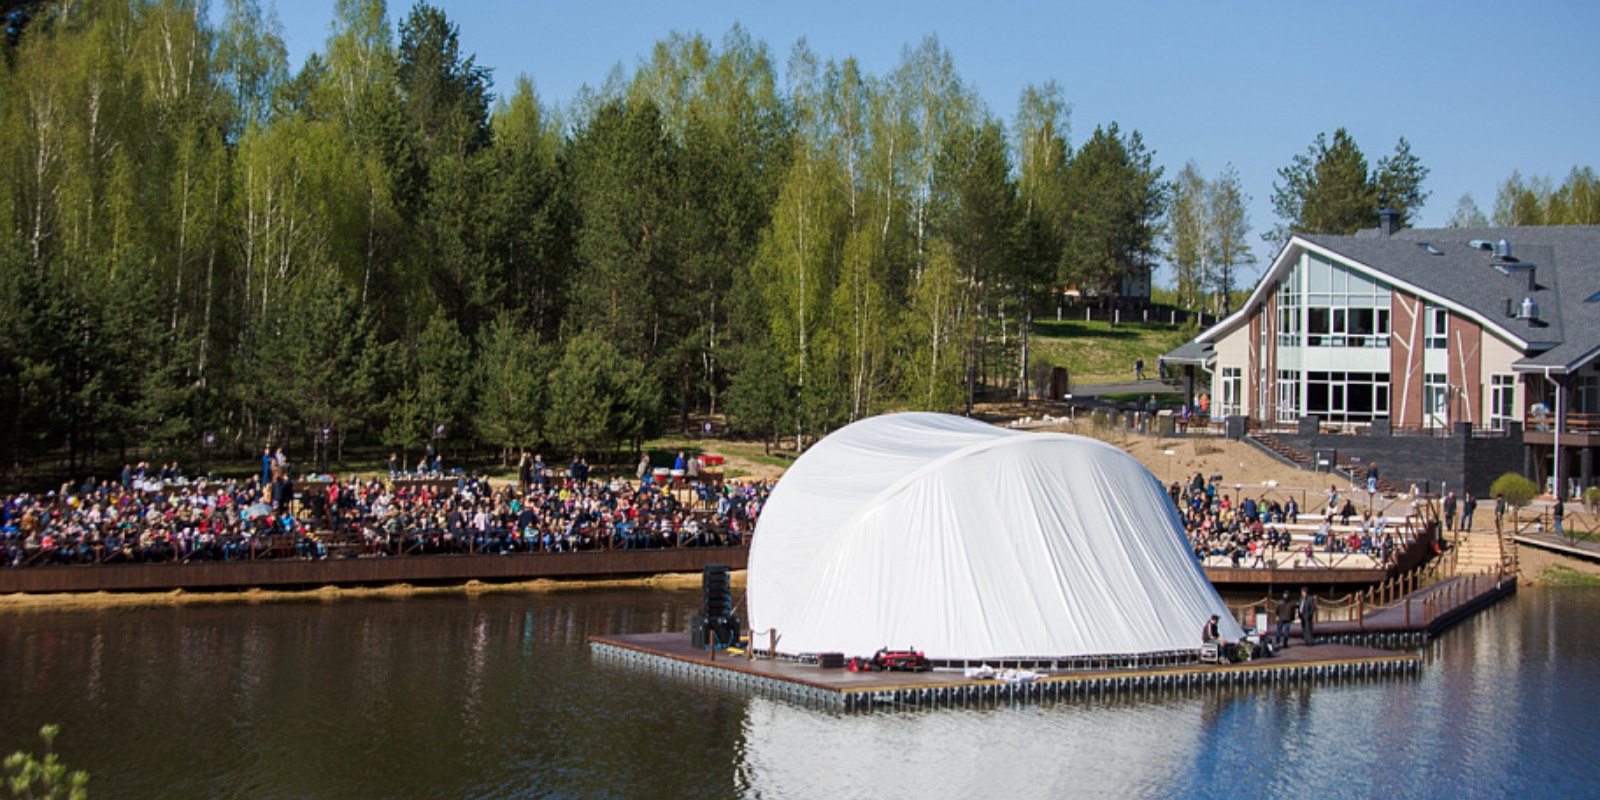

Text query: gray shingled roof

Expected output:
[1162,340,1214,365]
[1301,225,1600,372]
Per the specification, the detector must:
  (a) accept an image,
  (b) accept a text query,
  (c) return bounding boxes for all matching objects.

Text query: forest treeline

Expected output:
[0,1,1590,478]
[0,0,1179,474]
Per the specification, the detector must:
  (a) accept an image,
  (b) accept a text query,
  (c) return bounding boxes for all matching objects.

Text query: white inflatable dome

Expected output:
[747,412,1242,660]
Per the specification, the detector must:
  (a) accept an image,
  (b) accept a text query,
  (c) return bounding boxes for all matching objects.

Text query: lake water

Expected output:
[2,587,1598,799]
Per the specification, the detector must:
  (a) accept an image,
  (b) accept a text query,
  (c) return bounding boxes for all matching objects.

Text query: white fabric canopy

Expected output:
[746,412,1243,660]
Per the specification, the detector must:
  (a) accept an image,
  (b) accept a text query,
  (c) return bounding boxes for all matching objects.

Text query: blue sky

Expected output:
[265,0,1599,287]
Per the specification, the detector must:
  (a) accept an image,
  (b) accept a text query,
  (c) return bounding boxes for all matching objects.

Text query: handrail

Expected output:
[1527,411,1600,434]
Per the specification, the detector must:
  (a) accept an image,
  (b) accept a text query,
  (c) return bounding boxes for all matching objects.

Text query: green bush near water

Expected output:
[3,724,88,800]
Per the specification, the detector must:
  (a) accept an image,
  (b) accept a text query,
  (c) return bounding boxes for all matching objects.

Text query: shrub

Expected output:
[3,724,88,800]
[1489,472,1538,508]
[1585,486,1600,513]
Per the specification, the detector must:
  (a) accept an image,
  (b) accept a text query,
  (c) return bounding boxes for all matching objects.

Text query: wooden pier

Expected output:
[590,633,1420,711]
[591,561,1518,711]
[1293,568,1518,648]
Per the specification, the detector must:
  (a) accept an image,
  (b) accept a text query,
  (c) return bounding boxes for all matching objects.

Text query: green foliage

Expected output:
[1447,192,1490,228]
[4,724,88,800]
[476,312,547,451]
[1030,320,1190,384]
[414,310,473,444]
[1494,167,1600,226]
[1269,129,1428,244]
[723,338,793,449]
[1490,472,1538,509]
[545,331,659,456]
[1060,123,1165,297]
[18,1,1576,480]
[1584,486,1600,513]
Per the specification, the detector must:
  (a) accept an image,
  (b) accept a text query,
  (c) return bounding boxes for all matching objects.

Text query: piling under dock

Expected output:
[590,632,1420,710]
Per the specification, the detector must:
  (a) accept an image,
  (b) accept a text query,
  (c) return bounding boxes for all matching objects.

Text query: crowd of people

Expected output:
[1171,475,1408,568]
[1,458,770,568]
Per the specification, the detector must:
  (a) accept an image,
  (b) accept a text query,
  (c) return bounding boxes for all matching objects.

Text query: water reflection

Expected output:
[0,589,1597,798]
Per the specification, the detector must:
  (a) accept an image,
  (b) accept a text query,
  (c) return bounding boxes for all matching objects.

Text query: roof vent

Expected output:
[1504,297,1514,318]
[1495,239,1512,259]
[1418,242,1443,255]
[1518,297,1539,321]
[1469,239,1495,252]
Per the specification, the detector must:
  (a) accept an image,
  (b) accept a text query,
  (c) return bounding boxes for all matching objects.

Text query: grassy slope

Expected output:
[1030,319,1193,384]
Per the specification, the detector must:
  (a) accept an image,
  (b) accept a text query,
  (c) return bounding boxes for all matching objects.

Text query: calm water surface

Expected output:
[2,587,1598,799]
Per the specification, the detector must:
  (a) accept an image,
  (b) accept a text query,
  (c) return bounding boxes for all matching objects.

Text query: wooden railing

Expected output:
[1526,411,1600,434]
[1418,566,1516,627]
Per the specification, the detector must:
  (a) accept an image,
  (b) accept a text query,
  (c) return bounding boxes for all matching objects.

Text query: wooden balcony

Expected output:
[1523,412,1600,446]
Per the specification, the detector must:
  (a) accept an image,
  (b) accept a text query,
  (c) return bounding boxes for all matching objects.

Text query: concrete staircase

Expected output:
[1247,432,1408,493]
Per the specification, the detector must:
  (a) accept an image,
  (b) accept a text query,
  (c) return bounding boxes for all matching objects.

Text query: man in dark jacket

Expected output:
[1298,587,1318,646]
[1275,591,1296,649]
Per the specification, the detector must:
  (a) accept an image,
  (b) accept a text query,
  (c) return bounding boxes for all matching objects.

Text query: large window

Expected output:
[1306,307,1390,348]
[1298,255,1391,349]
[1220,367,1243,418]
[1277,284,1301,347]
[1490,375,1517,431]
[1305,371,1390,422]
[1426,308,1448,350]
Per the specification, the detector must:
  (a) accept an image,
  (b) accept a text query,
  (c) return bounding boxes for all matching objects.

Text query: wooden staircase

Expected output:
[1449,521,1513,575]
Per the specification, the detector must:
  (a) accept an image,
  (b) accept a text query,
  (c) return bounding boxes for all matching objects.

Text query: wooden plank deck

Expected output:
[590,632,1420,710]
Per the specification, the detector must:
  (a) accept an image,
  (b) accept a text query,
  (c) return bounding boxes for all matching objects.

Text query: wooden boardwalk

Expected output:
[1286,569,1518,648]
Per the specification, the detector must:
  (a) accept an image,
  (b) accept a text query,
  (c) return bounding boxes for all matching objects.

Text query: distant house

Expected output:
[1166,211,1600,496]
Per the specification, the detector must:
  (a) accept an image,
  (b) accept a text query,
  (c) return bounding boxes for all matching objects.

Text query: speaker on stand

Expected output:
[692,563,740,649]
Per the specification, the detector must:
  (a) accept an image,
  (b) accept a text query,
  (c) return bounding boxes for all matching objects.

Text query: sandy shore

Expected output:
[0,570,748,614]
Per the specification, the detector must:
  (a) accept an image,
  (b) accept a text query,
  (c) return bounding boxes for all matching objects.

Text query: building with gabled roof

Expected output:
[1166,211,1600,497]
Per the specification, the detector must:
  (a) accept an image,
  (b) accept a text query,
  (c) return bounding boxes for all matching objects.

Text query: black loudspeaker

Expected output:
[691,614,710,649]
[702,564,732,619]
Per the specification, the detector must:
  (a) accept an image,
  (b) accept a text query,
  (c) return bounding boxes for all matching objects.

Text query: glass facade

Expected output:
[1269,253,1393,421]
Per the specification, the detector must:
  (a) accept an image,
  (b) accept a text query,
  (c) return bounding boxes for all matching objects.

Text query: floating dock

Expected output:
[591,569,1518,711]
[590,633,1420,711]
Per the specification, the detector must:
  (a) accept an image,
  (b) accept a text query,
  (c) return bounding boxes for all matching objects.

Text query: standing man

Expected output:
[261,448,273,486]
[1554,497,1566,538]
[1494,493,1507,532]
[1298,586,1318,646]
[1366,462,1380,495]
[1274,590,1296,649]
[1460,492,1477,531]
[1442,491,1457,532]
[1135,357,1146,381]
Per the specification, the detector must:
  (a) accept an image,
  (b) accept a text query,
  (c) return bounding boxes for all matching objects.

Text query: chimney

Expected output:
[1527,264,1537,291]
[1377,208,1401,236]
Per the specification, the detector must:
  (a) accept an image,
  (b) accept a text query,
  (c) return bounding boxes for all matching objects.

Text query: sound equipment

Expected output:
[691,564,740,649]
